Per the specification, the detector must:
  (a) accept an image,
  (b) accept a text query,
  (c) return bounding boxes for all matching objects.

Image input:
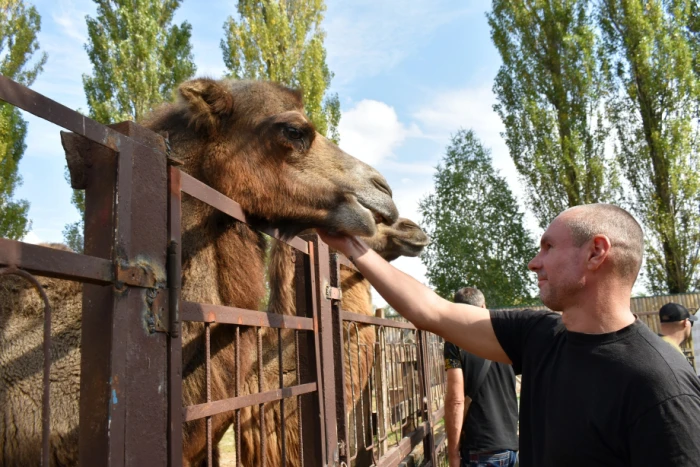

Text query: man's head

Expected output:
[659,302,696,344]
[453,287,486,308]
[528,204,644,311]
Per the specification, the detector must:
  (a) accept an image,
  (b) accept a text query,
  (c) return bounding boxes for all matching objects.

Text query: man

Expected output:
[658,302,697,356]
[444,287,517,467]
[318,203,700,466]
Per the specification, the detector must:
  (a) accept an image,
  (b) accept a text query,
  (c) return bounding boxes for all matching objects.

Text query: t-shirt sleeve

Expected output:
[444,341,462,371]
[628,394,700,466]
[489,309,555,374]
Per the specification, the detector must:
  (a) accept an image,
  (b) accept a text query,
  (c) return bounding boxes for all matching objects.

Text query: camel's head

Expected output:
[147,78,398,237]
[361,218,429,262]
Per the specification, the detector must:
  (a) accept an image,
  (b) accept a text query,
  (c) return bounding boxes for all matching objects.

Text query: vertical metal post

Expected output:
[167,166,183,467]
[78,122,170,466]
[330,253,350,465]
[295,243,326,466]
[308,236,339,465]
[418,331,438,467]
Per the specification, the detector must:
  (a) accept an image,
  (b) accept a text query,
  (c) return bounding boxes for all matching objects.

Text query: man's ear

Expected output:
[178,78,234,132]
[588,234,611,271]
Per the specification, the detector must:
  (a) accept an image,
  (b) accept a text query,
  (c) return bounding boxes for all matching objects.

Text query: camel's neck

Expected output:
[180,198,267,311]
[268,241,296,315]
[340,268,373,317]
[268,241,375,317]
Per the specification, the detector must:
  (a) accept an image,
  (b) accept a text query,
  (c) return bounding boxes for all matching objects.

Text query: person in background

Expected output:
[658,302,697,357]
[444,287,518,467]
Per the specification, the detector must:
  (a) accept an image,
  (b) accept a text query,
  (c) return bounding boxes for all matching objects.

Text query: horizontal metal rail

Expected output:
[181,301,314,330]
[336,254,357,271]
[341,310,417,330]
[375,421,431,467]
[179,171,309,254]
[0,238,113,285]
[183,382,317,421]
[0,75,162,154]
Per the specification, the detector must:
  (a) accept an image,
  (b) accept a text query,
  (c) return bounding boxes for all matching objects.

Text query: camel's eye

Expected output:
[284,126,303,140]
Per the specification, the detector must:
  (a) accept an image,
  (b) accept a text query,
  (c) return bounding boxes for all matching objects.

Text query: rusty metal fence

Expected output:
[0,76,446,466]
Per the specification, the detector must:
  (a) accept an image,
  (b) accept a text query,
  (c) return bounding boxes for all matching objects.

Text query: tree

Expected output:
[489,0,619,230]
[221,0,340,142]
[419,129,538,308]
[0,0,46,239]
[82,0,196,123]
[65,0,196,251]
[599,0,700,293]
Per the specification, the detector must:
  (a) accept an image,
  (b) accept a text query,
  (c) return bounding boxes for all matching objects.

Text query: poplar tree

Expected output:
[65,0,196,251]
[0,0,46,239]
[489,0,618,229]
[600,0,700,293]
[419,130,538,307]
[221,0,340,142]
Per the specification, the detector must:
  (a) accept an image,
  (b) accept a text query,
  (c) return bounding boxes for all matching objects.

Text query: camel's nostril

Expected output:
[372,176,393,198]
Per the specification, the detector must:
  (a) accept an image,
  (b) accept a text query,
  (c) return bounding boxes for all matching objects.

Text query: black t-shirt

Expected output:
[444,341,518,455]
[491,309,700,467]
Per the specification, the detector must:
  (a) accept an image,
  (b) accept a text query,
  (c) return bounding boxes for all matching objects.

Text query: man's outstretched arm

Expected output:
[318,231,511,363]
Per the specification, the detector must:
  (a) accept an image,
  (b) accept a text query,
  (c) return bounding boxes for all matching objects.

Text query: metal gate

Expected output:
[0,76,446,466]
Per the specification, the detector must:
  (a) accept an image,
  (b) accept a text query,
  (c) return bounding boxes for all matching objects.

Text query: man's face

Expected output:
[528,216,587,311]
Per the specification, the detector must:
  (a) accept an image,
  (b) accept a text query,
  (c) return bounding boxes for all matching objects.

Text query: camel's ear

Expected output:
[178,78,234,131]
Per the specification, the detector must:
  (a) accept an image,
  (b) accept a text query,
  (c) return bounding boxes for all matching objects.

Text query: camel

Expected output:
[236,218,429,467]
[0,78,399,466]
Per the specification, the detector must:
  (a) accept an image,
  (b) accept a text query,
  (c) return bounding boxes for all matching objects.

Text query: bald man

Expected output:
[318,204,700,467]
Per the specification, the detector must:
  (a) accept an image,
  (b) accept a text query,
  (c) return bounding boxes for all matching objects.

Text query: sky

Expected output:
[15,0,541,306]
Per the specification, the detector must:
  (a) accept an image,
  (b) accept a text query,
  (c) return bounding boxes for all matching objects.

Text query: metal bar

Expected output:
[418,331,438,467]
[0,268,52,467]
[0,238,113,284]
[312,237,339,464]
[183,383,318,422]
[206,323,212,467]
[341,310,417,329]
[295,329,303,467]
[235,327,241,467]
[0,75,165,154]
[179,171,309,253]
[78,135,118,466]
[301,237,328,465]
[330,252,350,465]
[335,254,358,271]
[257,328,266,467]
[374,422,431,467]
[278,328,287,467]
[181,301,313,330]
[167,166,183,467]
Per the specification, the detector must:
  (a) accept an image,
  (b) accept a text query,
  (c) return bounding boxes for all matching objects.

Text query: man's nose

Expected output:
[528,255,539,271]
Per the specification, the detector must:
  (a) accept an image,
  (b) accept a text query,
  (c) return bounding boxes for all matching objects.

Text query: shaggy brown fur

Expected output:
[0,78,398,467]
[239,219,429,467]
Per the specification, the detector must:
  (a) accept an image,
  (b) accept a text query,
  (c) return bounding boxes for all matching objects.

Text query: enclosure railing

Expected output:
[0,75,445,467]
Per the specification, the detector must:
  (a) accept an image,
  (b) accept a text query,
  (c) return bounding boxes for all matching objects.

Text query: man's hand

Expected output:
[316,229,369,263]
[448,451,462,467]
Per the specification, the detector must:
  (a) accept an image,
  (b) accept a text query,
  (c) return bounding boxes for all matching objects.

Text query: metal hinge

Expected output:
[325,284,342,301]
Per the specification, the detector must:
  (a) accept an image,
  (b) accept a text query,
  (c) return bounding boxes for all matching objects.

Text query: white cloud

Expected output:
[338,99,414,166]
[324,0,477,85]
[22,231,42,245]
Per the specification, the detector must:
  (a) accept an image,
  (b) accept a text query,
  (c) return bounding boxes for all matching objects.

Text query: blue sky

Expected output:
[15,0,541,304]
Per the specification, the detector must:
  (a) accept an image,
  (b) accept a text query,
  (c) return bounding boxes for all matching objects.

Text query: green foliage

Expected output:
[600,0,700,293]
[82,0,196,124]
[67,0,196,250]
[221,0,340,142]
[419,129,538,308]
[0,0,46,239]
[489,0,619,229]
[82,0,196,123]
